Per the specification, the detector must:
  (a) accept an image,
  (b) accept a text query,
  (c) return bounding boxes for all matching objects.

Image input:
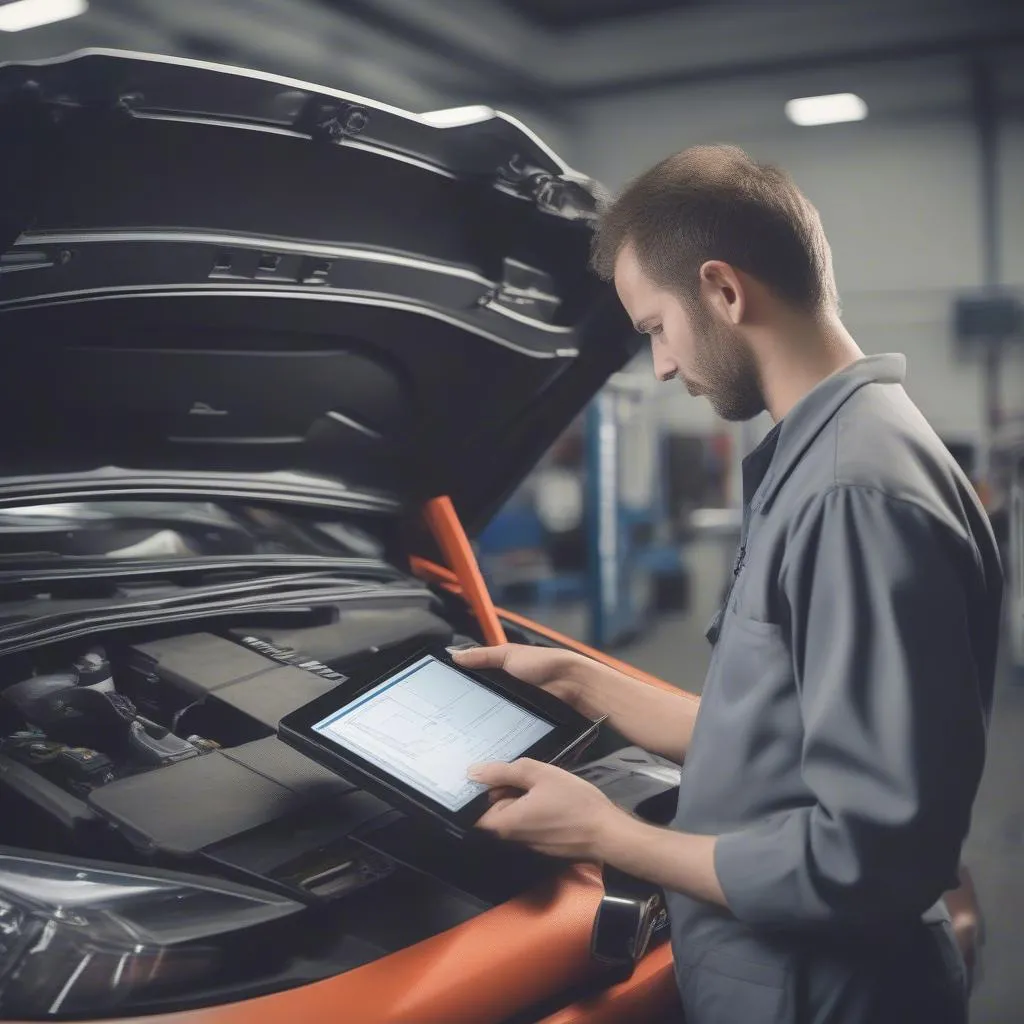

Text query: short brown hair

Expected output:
[590,144,837,314]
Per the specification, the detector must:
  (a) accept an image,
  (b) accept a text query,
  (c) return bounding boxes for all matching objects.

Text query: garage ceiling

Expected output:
[499,0,698,31]
[0,0,1021,117]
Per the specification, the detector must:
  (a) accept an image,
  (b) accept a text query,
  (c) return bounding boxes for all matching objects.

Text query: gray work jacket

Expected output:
[667,354,1002,1009]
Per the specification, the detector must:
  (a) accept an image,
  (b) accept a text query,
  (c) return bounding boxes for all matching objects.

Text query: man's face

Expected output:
[613,244,765,422]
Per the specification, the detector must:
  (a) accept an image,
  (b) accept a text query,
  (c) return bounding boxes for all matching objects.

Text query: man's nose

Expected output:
[651,343,677,382]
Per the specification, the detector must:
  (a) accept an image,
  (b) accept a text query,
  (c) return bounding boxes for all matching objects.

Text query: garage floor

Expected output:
[518,541,1024,1024]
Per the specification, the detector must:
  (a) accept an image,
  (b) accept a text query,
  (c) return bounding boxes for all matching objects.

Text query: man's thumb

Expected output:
[468,759,531,789]
[451,644,508,670]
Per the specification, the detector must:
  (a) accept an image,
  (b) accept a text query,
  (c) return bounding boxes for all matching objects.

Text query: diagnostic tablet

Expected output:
[278,644,602,836]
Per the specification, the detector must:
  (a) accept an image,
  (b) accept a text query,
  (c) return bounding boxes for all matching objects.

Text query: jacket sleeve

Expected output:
[713,484,989,929]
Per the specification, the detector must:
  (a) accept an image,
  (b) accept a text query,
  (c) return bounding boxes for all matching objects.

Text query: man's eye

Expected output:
[648,326,663,338]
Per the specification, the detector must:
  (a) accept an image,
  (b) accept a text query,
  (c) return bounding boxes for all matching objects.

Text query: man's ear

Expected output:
[699,260,745,325]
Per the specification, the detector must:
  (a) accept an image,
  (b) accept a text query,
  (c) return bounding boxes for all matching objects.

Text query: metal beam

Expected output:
[546,32,1024,102]
[973,58,1000,288]
[971,57,1004,483]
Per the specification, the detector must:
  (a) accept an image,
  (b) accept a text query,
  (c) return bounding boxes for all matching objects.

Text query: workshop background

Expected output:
[3,0,1023,1020]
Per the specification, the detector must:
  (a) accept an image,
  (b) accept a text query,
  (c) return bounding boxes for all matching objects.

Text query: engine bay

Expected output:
[0,598,681,1017]
[2,608,602,900]
[4,618,418,845]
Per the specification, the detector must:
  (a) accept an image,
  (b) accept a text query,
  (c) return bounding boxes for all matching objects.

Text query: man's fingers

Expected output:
[488,785,522,804]
[451,645,510,670]
[468,758,544,789]
[476,797,522,833]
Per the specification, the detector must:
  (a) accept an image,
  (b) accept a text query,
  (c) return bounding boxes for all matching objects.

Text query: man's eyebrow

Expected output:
[634,318,658,334]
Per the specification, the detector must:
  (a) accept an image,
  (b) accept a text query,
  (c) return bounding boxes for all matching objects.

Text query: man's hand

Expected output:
[453,645,602,720]
[945,864,985,991]
[470,757,728,909]
[469,758,625,860]
[454,644,700,763]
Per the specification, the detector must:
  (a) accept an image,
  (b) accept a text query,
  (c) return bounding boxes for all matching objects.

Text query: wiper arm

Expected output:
[0,579,435,657]
[0,554,402,586]
[0,571,382,636]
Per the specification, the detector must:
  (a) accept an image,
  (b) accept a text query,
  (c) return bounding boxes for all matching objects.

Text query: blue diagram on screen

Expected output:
[312,655,554,810]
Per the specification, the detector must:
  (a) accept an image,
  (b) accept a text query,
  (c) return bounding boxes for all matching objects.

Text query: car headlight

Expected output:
[0,851,301,1018]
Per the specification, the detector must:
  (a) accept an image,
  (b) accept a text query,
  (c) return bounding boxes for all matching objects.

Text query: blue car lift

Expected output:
[477,372,685,649]
[585,375,685,649]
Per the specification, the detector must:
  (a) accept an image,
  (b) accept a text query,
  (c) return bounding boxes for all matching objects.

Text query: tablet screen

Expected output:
[311,654,555,811]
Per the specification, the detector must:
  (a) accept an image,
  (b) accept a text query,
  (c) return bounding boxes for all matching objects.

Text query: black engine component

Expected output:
[126,719,201,766]
[4,672,78,720]
[121,632,343,742]
[0,754,126,857]
[228,606,454,672]
[55,745,118,794]
[1,731,116,798]
[31,686,135,752]
[120,632,282,728]
[1,640,222,803]
[73,647,115,691]
[590,865,666,979]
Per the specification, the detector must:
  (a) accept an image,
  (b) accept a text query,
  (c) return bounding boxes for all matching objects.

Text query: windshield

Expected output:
[0,501,388,563]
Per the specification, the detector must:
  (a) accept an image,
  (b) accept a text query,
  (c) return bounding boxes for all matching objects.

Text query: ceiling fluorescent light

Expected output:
[0,0,88,32]
[785,93,867,127]
[420,105,495,128]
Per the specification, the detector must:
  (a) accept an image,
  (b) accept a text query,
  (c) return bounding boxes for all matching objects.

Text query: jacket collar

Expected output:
[755,353,907,513]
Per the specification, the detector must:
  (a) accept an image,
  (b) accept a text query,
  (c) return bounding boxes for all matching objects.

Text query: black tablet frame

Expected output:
[278,643,602,837]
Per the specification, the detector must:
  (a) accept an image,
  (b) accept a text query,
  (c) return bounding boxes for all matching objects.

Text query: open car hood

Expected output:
[0,50,636,535]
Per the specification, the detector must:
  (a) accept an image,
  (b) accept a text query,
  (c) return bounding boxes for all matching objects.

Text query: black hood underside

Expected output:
[0,50,637,535]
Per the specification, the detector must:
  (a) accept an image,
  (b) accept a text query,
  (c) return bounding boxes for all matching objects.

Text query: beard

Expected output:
[685,309,766,422]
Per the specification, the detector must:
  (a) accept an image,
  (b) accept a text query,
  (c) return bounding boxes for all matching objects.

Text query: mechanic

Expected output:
[454,144,1002,1024]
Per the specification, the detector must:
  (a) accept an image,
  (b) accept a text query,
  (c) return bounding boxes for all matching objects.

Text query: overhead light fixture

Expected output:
[785,93,867,127]
[0,0,88,32]
[420,105,495,128]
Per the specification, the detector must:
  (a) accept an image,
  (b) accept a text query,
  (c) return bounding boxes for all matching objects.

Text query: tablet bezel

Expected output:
[277,643,601,835]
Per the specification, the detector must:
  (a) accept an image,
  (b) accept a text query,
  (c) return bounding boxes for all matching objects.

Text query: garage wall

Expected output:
[566,54,1024,445]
